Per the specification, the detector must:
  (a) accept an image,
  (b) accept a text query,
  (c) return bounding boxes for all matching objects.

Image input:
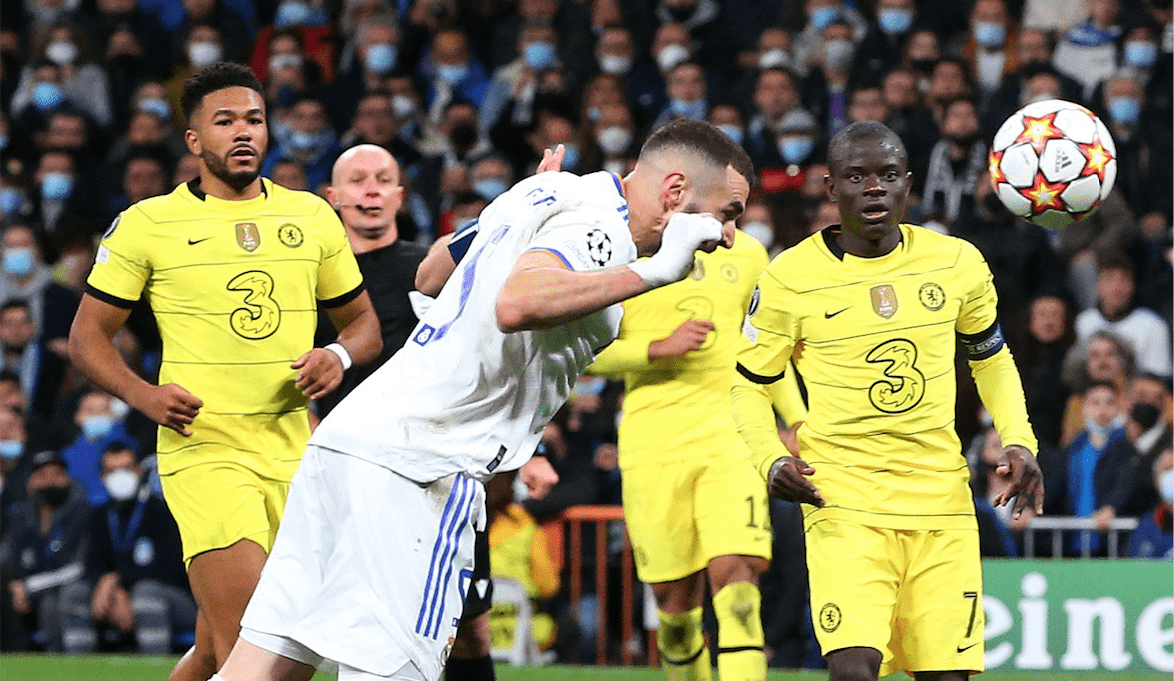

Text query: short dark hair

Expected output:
[181,62,264,123]
[640,118,755,188]
[1085,379,1119,396]
[1097,249,1133,276]
[827,120,907,173]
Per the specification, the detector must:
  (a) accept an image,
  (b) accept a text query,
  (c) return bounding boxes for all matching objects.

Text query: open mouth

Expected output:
[230,146,256,160]
[861,205,889,222]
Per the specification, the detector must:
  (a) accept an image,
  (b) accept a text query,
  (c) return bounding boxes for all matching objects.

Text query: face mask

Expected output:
[717,124,744,146]
[436,63,469,84]
[45,40,78,65]
[974,21,1006,49]
[472,177,508,201]
[36,484,71,508]
[561,144,580,169]
[391,94,417,118]
[137,97,170,119]
[759,48,790,69]
[1124,41,1158,69]
[523,41,557,71]
[0,440,22,459]
[810,6,839,30]
[669,98,706,120]
[269,52,303,74]
[597,126,632,155]
[778,136,815,164]
[109,398,130,421]
[41,172,73,201]
[946,130,979,146]
[741,221,774,247]
[289,129,323,151]
[103,468,141,502]
[449,121,478,150]
[656,43,689,72]
[1026,91,1060,105]
[824,39,855,69]
[81,415,115,440]
[188,41,222,68]
[599,54,631,75]
[365,43,397,74]
[275,0,313,29]
[910,57,935,74]
[878,8,914,36]
[1160,469,1174,504]
[1108,96,1141,126]
[32,81,65,111]
[3,247,34,276]
[0,187,24,216]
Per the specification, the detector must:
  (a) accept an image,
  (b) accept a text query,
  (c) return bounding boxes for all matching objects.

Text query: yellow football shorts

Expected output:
[805,518,984,676]
[159,460,292,565]
[621,446,771,583]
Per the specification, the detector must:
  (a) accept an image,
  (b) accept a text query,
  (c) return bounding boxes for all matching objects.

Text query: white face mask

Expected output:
[596,126,632,155]
[45,40,78,65]
[391,94,417,118]
[656,43,689,72]
[188,41,223,68]
[599,54,632,75]
[103,468,141,502]
[741,221,774,248]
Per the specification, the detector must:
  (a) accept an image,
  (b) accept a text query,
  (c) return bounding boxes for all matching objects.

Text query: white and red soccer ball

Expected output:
[988,99,1116,229]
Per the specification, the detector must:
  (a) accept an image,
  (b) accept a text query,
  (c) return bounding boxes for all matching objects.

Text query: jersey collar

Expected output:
[821,224,905,261]
[186,177,269,201]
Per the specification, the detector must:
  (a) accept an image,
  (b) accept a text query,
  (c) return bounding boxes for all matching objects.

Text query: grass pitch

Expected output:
[0,655,1167,681]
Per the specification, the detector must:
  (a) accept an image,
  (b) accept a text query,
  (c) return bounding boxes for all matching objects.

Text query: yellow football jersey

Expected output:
[87,179,363,477]
[737,224,1037,530]
[590,232,768,463]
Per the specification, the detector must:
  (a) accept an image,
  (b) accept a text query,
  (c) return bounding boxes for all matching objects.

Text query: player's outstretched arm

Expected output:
[294,290,382,400]
[415,234,455,297]
[69,295,203,436]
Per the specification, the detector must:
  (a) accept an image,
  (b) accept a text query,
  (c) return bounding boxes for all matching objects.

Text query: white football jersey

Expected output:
[310,171,636,483]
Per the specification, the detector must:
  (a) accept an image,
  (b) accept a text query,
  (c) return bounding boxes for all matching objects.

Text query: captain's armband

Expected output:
[958,322,1005,361]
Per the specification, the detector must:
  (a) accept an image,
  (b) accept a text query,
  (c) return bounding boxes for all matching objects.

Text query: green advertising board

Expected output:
[982,559,1173,673]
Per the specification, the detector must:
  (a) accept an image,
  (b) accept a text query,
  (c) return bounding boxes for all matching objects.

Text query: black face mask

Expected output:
[449,121,478,151]
[946,131,979,147]
[35,484,70,508]
[910,57,936,74]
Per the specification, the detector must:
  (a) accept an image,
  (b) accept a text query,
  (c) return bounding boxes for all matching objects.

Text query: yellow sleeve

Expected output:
[313,202,365,304]
[588,338,650,378]
[766,362,807,427]
[736,271,798,383]
[87,210,151,305]
[732,371,791,479]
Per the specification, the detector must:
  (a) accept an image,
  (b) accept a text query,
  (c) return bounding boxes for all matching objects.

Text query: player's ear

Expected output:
[325,186,336,205]
[184,128,202,156]
[660,171,687,211]
[823,172,836,202]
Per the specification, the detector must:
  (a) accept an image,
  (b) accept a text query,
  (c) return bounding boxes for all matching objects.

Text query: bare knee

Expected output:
[827,646,882,681]
[707,555,768,592]
[651,572,705,614]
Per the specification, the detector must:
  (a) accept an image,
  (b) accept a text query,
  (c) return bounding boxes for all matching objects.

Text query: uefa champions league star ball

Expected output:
[988,99,1117,229]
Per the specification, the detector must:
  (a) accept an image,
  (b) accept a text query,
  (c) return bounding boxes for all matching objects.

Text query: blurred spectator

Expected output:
[1123,374,1174,509]
[249,0,334,85]
[1,449,90,652]
[0,406,35,525]
[1074,250,1172,378]
[59,388,138,506]
[1119,21,1172,123]
[61,444,193,654]
[179,0,253,65]
[104,152,169,222]
[652,0,733,70]
[1061,330,1136,444]
[92,0,174,109]
[466,154,513,205]
[416,99,492,216]
[1129,447,1174,558]
[801,17,858,136]
[1023,0,1089,34]
[1054,187,1141,311]
[263,94,340,192]
[957,0,1018,99]
[340,90,423,172]
[1099,73,1174,222]
[650,22,694,79]
[10,22,112,129]
[745,68,807,180]
[982,31,1084,135]
[924,58,976,124]
[480,20,566,135]
[881,66,938,194]
[164,22,227,106]
[919,97,985,230]
[0,300,67,421]
[650,61,709,130]
[1017,294,1077,449]
[967,425,1026,556]
[737,197,778,253]
[855,0,916,82]
[420,28,491,121]
[326,13,401,131]
[791,0,868,78]
[269,158,309,191]
[901,27,942,93]
[1042,381,1139,555]
[0,222,79,350]
[1053,0,1128,100]
[593,25,660,120]
[587,102,638,176]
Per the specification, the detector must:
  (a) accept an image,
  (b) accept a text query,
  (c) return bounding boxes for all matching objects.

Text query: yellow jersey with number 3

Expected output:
[737,224,1036,530]
[86,179,363,478]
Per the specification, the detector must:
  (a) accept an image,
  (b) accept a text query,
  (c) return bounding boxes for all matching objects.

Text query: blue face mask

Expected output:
[1108,96,1141,126]
[1160,469,1174,504]
[0,440,21,459]
[275,1,312,29]
[81,415,115,440]
[289,130,323,151]
[561,144,580,169]
[778,136,814,164]
[41,172,72,201]
[669,98,707,120]
[974,21,1005,49]
[0,187,24,216]
[523,41,557,71]
[3,247,34,276]
[810,6,839,30]
[32,82,64,111]
[877,8,914,35]
[137,97,170,119]
[473,177,508,201]
[436,63,469,84]
[1124,41,1158,69]
[716,124,744,146]
[365,43,398,74]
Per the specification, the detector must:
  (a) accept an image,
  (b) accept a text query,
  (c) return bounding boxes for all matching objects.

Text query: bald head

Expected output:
[827,120,907,174]
[328,144,404,252]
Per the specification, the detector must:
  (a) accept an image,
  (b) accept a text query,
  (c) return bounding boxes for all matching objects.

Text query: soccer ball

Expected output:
[988,99,1116,229]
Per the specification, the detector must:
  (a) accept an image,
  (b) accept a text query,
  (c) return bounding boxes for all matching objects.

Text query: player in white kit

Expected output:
[212,119,755,681]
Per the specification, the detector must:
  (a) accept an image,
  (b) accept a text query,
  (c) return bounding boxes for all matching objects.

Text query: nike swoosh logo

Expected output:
[957,643,980,653]
[824,307,849,318]
[188,237,212,245]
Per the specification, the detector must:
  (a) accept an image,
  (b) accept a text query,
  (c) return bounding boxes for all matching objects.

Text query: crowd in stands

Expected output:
[0,0,1170,664]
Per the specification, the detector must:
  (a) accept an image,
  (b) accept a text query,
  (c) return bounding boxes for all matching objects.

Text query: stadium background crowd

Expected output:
[0,0,1171,667]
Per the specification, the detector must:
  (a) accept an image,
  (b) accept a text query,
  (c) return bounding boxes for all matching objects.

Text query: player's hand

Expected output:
[8,580,29,614]
[629,213,724,287]
[649,319,714,359]
[536,144,565,173]
[1093,505,1116,532]
[519,455,559,500]
[91,572,120,620]
[993,444,1045,518]
[291,348,345,400]
[766,456,824,506]
[131,383,203,436]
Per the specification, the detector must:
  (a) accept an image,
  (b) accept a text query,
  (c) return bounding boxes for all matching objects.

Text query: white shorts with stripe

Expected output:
[240,445,485,681]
